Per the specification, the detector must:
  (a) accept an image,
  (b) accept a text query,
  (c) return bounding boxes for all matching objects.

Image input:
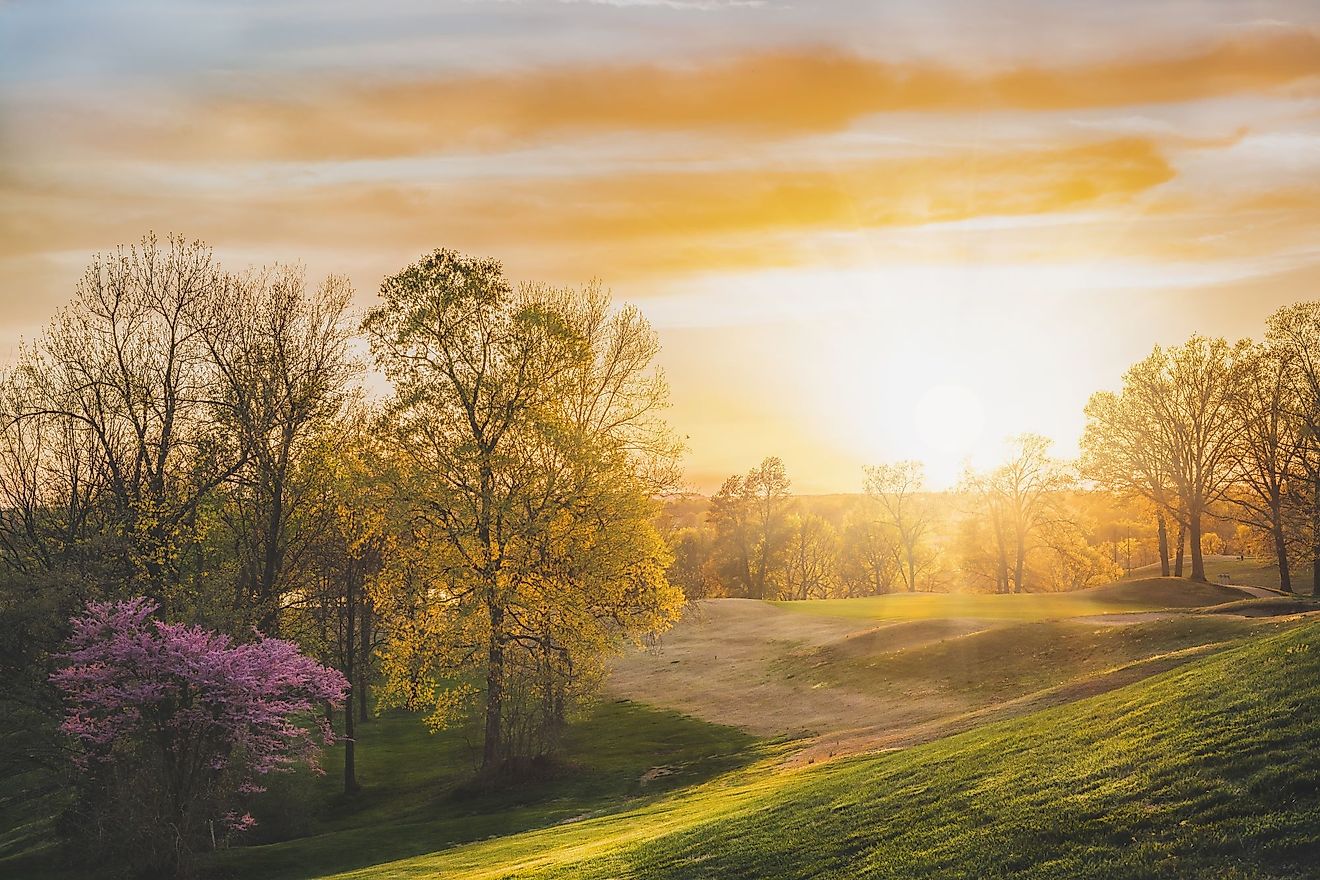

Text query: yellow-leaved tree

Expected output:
[363,250,683,773]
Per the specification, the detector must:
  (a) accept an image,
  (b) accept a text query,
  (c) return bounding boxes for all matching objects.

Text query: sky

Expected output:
[2,1,1320,492]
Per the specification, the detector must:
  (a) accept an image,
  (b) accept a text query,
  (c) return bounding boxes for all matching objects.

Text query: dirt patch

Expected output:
[816,618,996,661]
[1201,597,1320,617]
[608,597,1288,766]
[786,643,1226,766]
[606,599,974,738]
[1073,611,1187,626]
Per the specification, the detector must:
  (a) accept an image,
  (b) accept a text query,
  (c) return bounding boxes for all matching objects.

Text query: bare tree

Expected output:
[863,461,935,592]
[1081,389,1179,576]
[1226,342,1305,592]
[961,435,1071,593]
[838,514,900,596]
[1124,336,1249,583]
[1266,304,1320,595]
[12,235,243,607]
[782,513,837,600]
[207,266,357,632]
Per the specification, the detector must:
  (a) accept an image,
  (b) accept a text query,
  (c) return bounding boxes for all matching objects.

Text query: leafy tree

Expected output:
[363,250,682,772]
[1266,303,1320,595]
[50,597,346,877]
[287,407,394,794]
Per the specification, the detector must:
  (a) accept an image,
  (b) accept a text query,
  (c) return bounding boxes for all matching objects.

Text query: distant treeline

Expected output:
[666,316,1320,602]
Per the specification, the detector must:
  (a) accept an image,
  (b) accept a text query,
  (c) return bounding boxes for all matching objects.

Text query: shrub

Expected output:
[50,597,347,877]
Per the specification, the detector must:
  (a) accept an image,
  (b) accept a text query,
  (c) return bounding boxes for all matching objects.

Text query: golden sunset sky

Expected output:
[3,1,1320,491]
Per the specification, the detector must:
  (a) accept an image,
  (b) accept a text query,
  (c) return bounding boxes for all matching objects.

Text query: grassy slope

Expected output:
[796,615,1293,704]
[202,701,756,880]
[771,578,1245,623]
[307,618,1320,880]
[1126,557,1290,592]
[0,701,755,880]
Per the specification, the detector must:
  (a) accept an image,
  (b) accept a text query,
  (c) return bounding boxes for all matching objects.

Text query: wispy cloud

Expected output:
[32,28,1319,163]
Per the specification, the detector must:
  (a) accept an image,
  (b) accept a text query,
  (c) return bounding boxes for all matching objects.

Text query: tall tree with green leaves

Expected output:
[364,250,682,771]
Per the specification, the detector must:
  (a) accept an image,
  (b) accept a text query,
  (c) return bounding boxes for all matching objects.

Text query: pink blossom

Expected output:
[51,597,349,827]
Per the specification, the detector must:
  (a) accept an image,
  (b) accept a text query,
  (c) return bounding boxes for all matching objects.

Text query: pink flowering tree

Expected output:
[50,597,348,876]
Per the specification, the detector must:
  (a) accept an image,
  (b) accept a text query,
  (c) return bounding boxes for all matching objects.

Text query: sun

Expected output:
[913,383,986,475]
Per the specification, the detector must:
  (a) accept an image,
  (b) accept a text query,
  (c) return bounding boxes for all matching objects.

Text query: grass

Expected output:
[1126,556,1295,593]
[202,701,756,880]
[9,581,1318,879]
[770,578,1245,623]
[793,615,1295,704]
[0,700,756,880]
[285,617,1320,879]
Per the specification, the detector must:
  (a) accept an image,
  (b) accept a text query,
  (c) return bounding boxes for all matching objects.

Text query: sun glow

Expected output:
[914,383,986,468]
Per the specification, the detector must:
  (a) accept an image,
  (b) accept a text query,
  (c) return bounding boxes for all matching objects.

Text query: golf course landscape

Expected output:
[7,4,1320,876]
[8,575,1316,879]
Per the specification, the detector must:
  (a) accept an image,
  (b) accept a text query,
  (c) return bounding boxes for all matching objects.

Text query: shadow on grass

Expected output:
[201,700,760,880]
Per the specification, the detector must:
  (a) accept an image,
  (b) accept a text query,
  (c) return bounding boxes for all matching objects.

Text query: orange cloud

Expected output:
[0,137,1174,278]
[90,28,1320,161]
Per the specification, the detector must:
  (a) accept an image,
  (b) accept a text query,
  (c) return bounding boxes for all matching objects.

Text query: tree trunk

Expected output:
[992,515,1009,594]
[1271,503,1293,593]
[1157,513,1170,577]
[1312,473,1320,597]
[1013,530,1026,594]
[358,600,372,723]
[482,600,506,772]
[343,573,359,795]
[343,690,358,795]
[1174,519,1185,577]
[1188,510,1206,583]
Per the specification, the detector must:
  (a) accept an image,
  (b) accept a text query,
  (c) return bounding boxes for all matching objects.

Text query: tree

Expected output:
[1225,342,1305,592]
[782,514,837,600]
[863,461,935,592]
[837,513,900,596]
[289,408,394,795]
[665,526,720,600]
[207,266,357,633]
[960,435,1072,593]
[1081,389,1179,576]
[1036,517,1123,590]
[1266,303,1320,595]
[363,250,682,772]
[12,236,244,609]
[707,457,792,599]
[1123,337,1249,582]
[50,597,346,878]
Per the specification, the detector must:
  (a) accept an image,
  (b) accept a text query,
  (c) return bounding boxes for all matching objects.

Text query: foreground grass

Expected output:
[202,701,756,880]
[0,701,755,880]
[306,618,1320,879]
[771,578,1244,623]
